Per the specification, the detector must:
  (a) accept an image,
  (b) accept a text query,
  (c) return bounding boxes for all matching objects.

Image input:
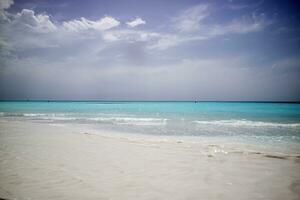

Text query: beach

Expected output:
[1,0,300,199]
[0,119,299,200]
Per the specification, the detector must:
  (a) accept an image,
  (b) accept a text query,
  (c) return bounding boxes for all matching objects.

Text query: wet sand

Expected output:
[0,120,300,200]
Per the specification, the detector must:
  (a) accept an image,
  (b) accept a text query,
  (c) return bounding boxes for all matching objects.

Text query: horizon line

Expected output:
[0,100,300,103]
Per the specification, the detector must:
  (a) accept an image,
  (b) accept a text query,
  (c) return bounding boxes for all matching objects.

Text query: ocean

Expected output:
[1,101,300,144]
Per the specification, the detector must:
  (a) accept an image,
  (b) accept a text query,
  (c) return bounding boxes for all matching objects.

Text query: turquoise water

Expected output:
[1,101,300,143]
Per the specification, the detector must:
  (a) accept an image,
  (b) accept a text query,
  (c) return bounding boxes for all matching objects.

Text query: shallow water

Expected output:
[0,101,299,144]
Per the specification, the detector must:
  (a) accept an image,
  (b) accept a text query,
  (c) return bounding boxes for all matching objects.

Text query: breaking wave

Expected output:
[1,112,299,128]
[0,112,167,126]
[193,120,300,128]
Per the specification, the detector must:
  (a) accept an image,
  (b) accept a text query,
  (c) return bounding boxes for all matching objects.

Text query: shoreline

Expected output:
[0,120,300,199]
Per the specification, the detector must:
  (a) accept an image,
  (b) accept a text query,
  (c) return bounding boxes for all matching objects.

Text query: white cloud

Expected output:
[0,0,13,10]
[0,4,272,54]
[146,5,271,50]
[0,9,61,52]
[0,9,124,52]
[173,4,209,33]
[103,29,159,42]
[11,9,57,33]
[173,4,269,36]
[147,34,207,50]
[0,4,272,57]
[62,16,120,31]
[226,1,263,10]
[4,9,120,34]
[208,13,270,36]
[147,34,180,50]
[126,17,146,28]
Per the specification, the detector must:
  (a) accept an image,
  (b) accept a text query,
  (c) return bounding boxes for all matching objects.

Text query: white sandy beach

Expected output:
[0,120,300,200]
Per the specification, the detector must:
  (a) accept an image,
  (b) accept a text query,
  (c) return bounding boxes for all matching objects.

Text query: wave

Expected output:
[0,112,167,126]
[88,117,167,125]
[24,113,48,117]
[0,112,54,117]
[1,112,299,128]
[193,120,300,128]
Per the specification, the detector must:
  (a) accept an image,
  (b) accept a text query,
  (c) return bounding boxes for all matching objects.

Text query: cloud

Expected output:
[149,5,271,50]
[103,29,159,42]
[147,34,207,50]
[2,55,298,101]
[174,4,270,35]
[0,9,123,53]
[225,0,264,10]
[173,4,209,33]
[9,9,120,34]
[63,16,120,31]
[147,34,180,50]
[11,9,57,33]
[126,17,146,28]
[0,2,298,101]
[0,3,272,55]
[0,0,13,10]
[208,13,271,36]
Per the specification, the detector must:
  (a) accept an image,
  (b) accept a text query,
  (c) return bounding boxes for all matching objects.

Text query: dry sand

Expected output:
[0,120,300,200]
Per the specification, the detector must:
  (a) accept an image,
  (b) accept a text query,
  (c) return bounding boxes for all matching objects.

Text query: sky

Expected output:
[0,0,299,101]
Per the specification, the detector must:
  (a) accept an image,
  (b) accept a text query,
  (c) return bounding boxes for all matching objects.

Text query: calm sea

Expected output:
[1,101,300,143]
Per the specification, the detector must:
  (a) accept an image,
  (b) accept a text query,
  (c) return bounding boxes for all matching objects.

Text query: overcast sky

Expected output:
[0,0,299,101]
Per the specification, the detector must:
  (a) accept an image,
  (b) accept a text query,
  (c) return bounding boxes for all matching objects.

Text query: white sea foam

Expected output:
[193,120,300,128]
[24,113,48,117]
[2,111,298,128]
[18,113,168,126]
[88,117,167,126]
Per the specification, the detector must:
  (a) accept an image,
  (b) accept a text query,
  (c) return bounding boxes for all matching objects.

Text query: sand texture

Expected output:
[0,120,300,200]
